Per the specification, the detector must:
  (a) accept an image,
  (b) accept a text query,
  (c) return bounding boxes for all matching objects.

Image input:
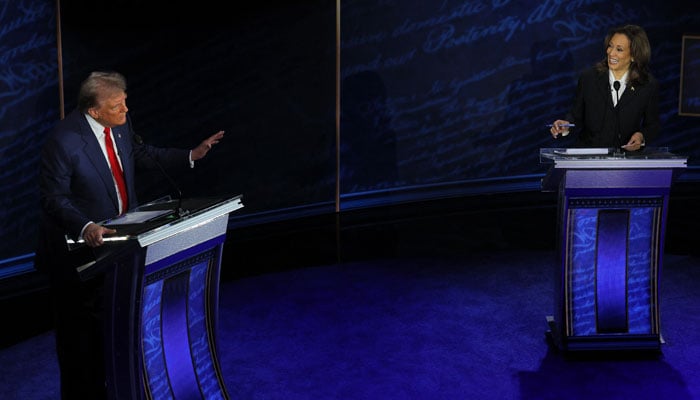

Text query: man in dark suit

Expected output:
[35,71,224,399]
[549,24,660,150]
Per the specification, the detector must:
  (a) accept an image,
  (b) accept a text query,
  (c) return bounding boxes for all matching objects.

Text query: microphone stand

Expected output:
[133,134,189,218]
[613,80,622,156]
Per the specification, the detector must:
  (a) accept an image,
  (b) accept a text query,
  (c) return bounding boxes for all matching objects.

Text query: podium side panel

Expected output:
[104,245,148,400]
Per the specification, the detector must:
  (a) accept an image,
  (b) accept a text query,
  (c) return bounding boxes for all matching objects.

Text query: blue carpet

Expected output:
[1,251,699,399]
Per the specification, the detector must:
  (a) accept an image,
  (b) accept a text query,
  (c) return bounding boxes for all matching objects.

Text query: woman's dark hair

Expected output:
[595,24,652,87]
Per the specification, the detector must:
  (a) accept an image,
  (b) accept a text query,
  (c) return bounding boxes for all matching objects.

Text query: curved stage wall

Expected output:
[1,1,700,276]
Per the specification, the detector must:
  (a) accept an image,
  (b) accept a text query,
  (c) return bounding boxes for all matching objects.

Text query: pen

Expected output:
[547,124,575,127]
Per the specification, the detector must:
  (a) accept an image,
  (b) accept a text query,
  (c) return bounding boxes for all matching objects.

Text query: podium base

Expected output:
[545,315,663,353]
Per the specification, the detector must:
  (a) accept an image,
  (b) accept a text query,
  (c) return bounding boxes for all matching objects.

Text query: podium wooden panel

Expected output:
[540,149,686,352]
[72,196,243,399]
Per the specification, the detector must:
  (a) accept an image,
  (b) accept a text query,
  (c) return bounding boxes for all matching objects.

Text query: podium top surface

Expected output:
[540,147,688,169]
[67,195,244,249]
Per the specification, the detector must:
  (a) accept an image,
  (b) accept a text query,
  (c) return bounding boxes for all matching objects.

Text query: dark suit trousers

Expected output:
[51,273,107,400]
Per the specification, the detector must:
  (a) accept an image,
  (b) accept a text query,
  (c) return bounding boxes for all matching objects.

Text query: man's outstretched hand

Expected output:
[192,130,224,161]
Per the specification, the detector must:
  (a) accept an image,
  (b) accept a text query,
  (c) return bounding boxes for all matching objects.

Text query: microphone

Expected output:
[612,81,622,151]
[613,80,620,106]
[133,134,189,218]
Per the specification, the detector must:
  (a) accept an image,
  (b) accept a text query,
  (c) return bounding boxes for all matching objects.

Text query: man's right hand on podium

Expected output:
[82,222,117,247]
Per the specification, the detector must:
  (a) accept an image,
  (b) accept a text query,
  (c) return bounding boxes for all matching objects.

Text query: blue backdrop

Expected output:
[0,1,58,274]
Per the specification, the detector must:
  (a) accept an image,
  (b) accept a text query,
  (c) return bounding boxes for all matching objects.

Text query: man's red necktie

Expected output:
[103,127,128,214]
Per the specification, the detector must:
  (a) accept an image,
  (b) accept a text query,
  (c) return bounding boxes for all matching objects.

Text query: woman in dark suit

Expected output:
[36,71,224,399]
[549,24,659,150]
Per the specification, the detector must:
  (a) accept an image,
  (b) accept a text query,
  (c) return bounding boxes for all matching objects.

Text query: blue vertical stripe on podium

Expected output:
[595,210,629,333]
[162,272,201,399]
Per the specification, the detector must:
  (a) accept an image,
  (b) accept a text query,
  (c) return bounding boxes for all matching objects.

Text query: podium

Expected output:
[540,148,686,352]
[70,195,243,399]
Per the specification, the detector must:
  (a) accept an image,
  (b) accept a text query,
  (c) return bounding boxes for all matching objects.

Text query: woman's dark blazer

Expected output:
[567,66,660,148]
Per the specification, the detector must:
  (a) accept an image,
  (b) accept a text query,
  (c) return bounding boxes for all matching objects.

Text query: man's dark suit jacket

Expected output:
[567,66,660,148]
[35,109,190,279]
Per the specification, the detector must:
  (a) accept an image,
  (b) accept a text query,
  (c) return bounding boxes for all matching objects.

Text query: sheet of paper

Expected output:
[105,210,172,225]
[554,148,609,155]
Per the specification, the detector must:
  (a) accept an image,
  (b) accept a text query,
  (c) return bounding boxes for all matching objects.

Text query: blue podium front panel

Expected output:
[562,196,663,351]
[142,235,229,400]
